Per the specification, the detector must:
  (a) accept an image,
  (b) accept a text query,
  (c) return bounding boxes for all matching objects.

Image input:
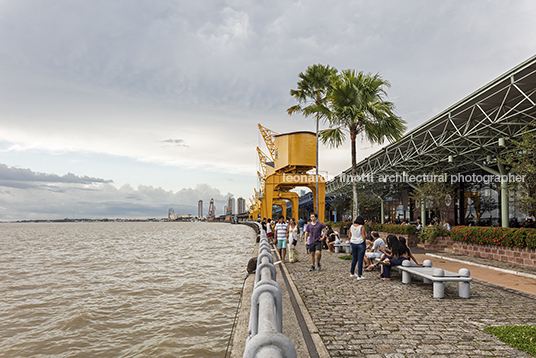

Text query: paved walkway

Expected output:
[284,244,536,357]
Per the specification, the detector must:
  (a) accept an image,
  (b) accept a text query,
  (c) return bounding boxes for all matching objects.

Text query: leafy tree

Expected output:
[319,70,406,218]
[356,191,381,220]
[501,131,536,215]
[327,194,352,220]
[410,178,455,225]
[288,64,338,214]
[479,195,498,225]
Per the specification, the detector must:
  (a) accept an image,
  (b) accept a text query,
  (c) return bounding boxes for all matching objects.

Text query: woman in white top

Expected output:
[348,216,367,280]
[287,218,299,249]
[286,218,299,263]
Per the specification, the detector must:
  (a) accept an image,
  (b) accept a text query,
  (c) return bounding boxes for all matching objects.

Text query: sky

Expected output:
[1,0,536,220]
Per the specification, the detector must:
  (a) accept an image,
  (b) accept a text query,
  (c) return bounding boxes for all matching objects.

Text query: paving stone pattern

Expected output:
[285,250,536,357]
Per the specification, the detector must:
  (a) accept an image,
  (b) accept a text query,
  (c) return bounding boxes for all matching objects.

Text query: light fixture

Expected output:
[498,138,505,147]
[448,155,453,163]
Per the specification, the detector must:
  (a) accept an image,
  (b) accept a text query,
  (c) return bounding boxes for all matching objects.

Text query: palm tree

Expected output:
[319,70,406,218]
[288,64,337,216]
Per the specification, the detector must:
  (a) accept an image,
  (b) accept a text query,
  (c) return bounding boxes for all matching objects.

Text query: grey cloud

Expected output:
[162,139,188,147]
[0,178,234,220]
[0,163,113,185]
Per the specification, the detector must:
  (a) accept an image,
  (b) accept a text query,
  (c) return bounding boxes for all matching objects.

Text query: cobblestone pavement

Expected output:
[285,249,536,357]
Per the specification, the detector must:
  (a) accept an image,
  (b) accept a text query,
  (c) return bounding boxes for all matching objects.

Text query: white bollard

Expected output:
[458,268,471,298]
[433,268,445,299]
[422,260,433,284]
[402,260,412,283]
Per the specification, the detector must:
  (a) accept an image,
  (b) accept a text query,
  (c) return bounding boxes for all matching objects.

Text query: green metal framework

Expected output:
[327,54,536,195]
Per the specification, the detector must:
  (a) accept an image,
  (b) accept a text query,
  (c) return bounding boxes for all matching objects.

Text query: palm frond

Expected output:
[319,127,346,148]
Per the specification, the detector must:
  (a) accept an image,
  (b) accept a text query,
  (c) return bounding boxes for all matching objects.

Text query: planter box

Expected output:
[423,236,454,251]
[453,242,536,267]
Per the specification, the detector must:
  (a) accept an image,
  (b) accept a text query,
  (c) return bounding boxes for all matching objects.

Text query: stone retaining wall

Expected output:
[423,236,454,251]
[453,242,536,267]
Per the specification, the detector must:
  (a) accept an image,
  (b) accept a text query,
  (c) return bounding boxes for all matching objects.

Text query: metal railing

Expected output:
[243,223,297,358]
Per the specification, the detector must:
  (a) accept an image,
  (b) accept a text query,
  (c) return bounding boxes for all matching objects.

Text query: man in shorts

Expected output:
[304,213,326,271]
[274,216,289,262]
[364,231,386,270]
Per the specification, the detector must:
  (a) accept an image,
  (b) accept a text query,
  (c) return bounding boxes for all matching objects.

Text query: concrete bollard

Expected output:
[432,268,445,299]
[458,268,471,298]
[401,260,412,283]
[422,260,433,284]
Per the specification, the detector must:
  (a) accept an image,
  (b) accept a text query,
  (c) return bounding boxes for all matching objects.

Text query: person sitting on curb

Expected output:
[364,231,386,271]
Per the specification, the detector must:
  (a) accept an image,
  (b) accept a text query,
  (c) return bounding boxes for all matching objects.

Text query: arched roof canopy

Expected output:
[327,54,536,195]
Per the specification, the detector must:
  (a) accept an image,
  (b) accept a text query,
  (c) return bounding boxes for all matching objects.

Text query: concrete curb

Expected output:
[425,253,536,280]
[279,260,331,358]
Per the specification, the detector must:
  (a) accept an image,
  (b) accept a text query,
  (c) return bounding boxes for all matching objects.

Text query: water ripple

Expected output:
[0,222,255,357]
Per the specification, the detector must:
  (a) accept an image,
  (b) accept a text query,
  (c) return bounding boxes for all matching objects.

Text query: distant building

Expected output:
[198,200,203,218]
[168,208,178,221]
[226,197,235,215]
[237,197,246,214]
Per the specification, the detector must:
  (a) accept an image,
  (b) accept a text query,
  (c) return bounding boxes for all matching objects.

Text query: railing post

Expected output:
[244,222,297,358]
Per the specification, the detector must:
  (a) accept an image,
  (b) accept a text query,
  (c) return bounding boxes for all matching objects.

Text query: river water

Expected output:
[0,221,256,358]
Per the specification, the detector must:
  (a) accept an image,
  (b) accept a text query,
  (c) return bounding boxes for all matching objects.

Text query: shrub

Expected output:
[324,221,336,228]
[419,225,450,243]
[450,226,536,249]
[364,223,417,235]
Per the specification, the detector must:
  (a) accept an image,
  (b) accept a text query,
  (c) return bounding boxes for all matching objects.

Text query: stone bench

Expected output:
[334,242,351,253]
[374,258,472,299]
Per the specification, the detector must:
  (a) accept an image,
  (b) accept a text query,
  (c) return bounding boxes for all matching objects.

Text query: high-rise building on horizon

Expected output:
[198,200,203,218]
[237,197,246,214]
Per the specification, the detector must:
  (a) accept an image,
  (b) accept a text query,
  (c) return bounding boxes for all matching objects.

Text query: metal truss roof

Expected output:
[327,54,536,195]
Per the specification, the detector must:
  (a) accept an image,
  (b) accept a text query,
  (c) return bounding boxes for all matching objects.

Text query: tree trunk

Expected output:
[315,115,319,218]
[351,129,358,218]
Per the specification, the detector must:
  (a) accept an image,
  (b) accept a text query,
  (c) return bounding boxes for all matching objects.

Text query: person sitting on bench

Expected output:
[364,232,385,271]
[381,237,410,281]
[370,235,399,278]
[326,227,340,252]
[398,237,419,266]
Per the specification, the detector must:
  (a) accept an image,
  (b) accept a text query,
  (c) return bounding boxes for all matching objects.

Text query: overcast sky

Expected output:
[1,0,536,220]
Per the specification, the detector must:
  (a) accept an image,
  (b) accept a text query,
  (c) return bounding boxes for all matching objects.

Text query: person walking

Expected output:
[287,218,299,262]
[298,217,306,239]
[266,218,273,244]
[274,216,289,262]
[349,216,367,280]
[304,213,326,271]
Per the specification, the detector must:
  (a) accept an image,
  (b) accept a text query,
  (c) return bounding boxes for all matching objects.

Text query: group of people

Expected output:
[260,213,334,270]
[260,214,419,282]
[347,215,419,280]
[261,217,300,263]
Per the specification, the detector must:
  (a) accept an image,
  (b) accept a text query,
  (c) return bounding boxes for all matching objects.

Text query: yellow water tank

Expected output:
[274,131,316,173]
